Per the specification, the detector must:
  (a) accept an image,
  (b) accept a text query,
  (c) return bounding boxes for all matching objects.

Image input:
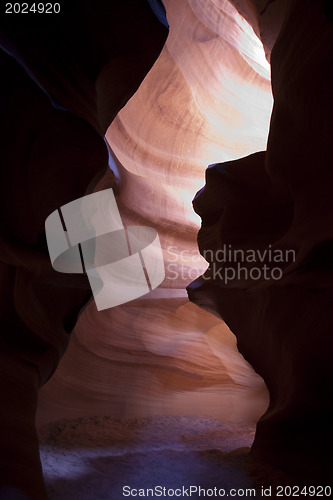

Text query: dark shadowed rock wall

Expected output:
[188,0,333,483]
[0,2,168,497]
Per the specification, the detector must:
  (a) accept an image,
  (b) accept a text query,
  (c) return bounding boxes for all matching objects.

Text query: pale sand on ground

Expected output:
[38,416,296,499]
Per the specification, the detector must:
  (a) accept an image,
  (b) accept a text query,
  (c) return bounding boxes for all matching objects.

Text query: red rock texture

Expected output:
[1,0,332,495]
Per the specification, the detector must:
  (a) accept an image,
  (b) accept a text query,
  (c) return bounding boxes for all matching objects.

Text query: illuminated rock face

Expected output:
[38,0,272,427]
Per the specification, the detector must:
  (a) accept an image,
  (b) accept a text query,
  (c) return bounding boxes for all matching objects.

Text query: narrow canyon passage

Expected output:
[37,0,272,428]
[1,1,332,498]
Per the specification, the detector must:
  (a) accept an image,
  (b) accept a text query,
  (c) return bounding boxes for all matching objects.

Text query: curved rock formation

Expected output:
[188,0,333,483]
[38,0,272,429]
[0,2,168,497]
[1,0,330,496]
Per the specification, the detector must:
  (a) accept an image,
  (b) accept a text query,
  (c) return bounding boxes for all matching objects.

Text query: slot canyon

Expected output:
[0,0,332,498]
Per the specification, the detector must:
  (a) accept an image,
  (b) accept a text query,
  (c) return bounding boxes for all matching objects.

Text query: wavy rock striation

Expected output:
[38,0,272,430]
